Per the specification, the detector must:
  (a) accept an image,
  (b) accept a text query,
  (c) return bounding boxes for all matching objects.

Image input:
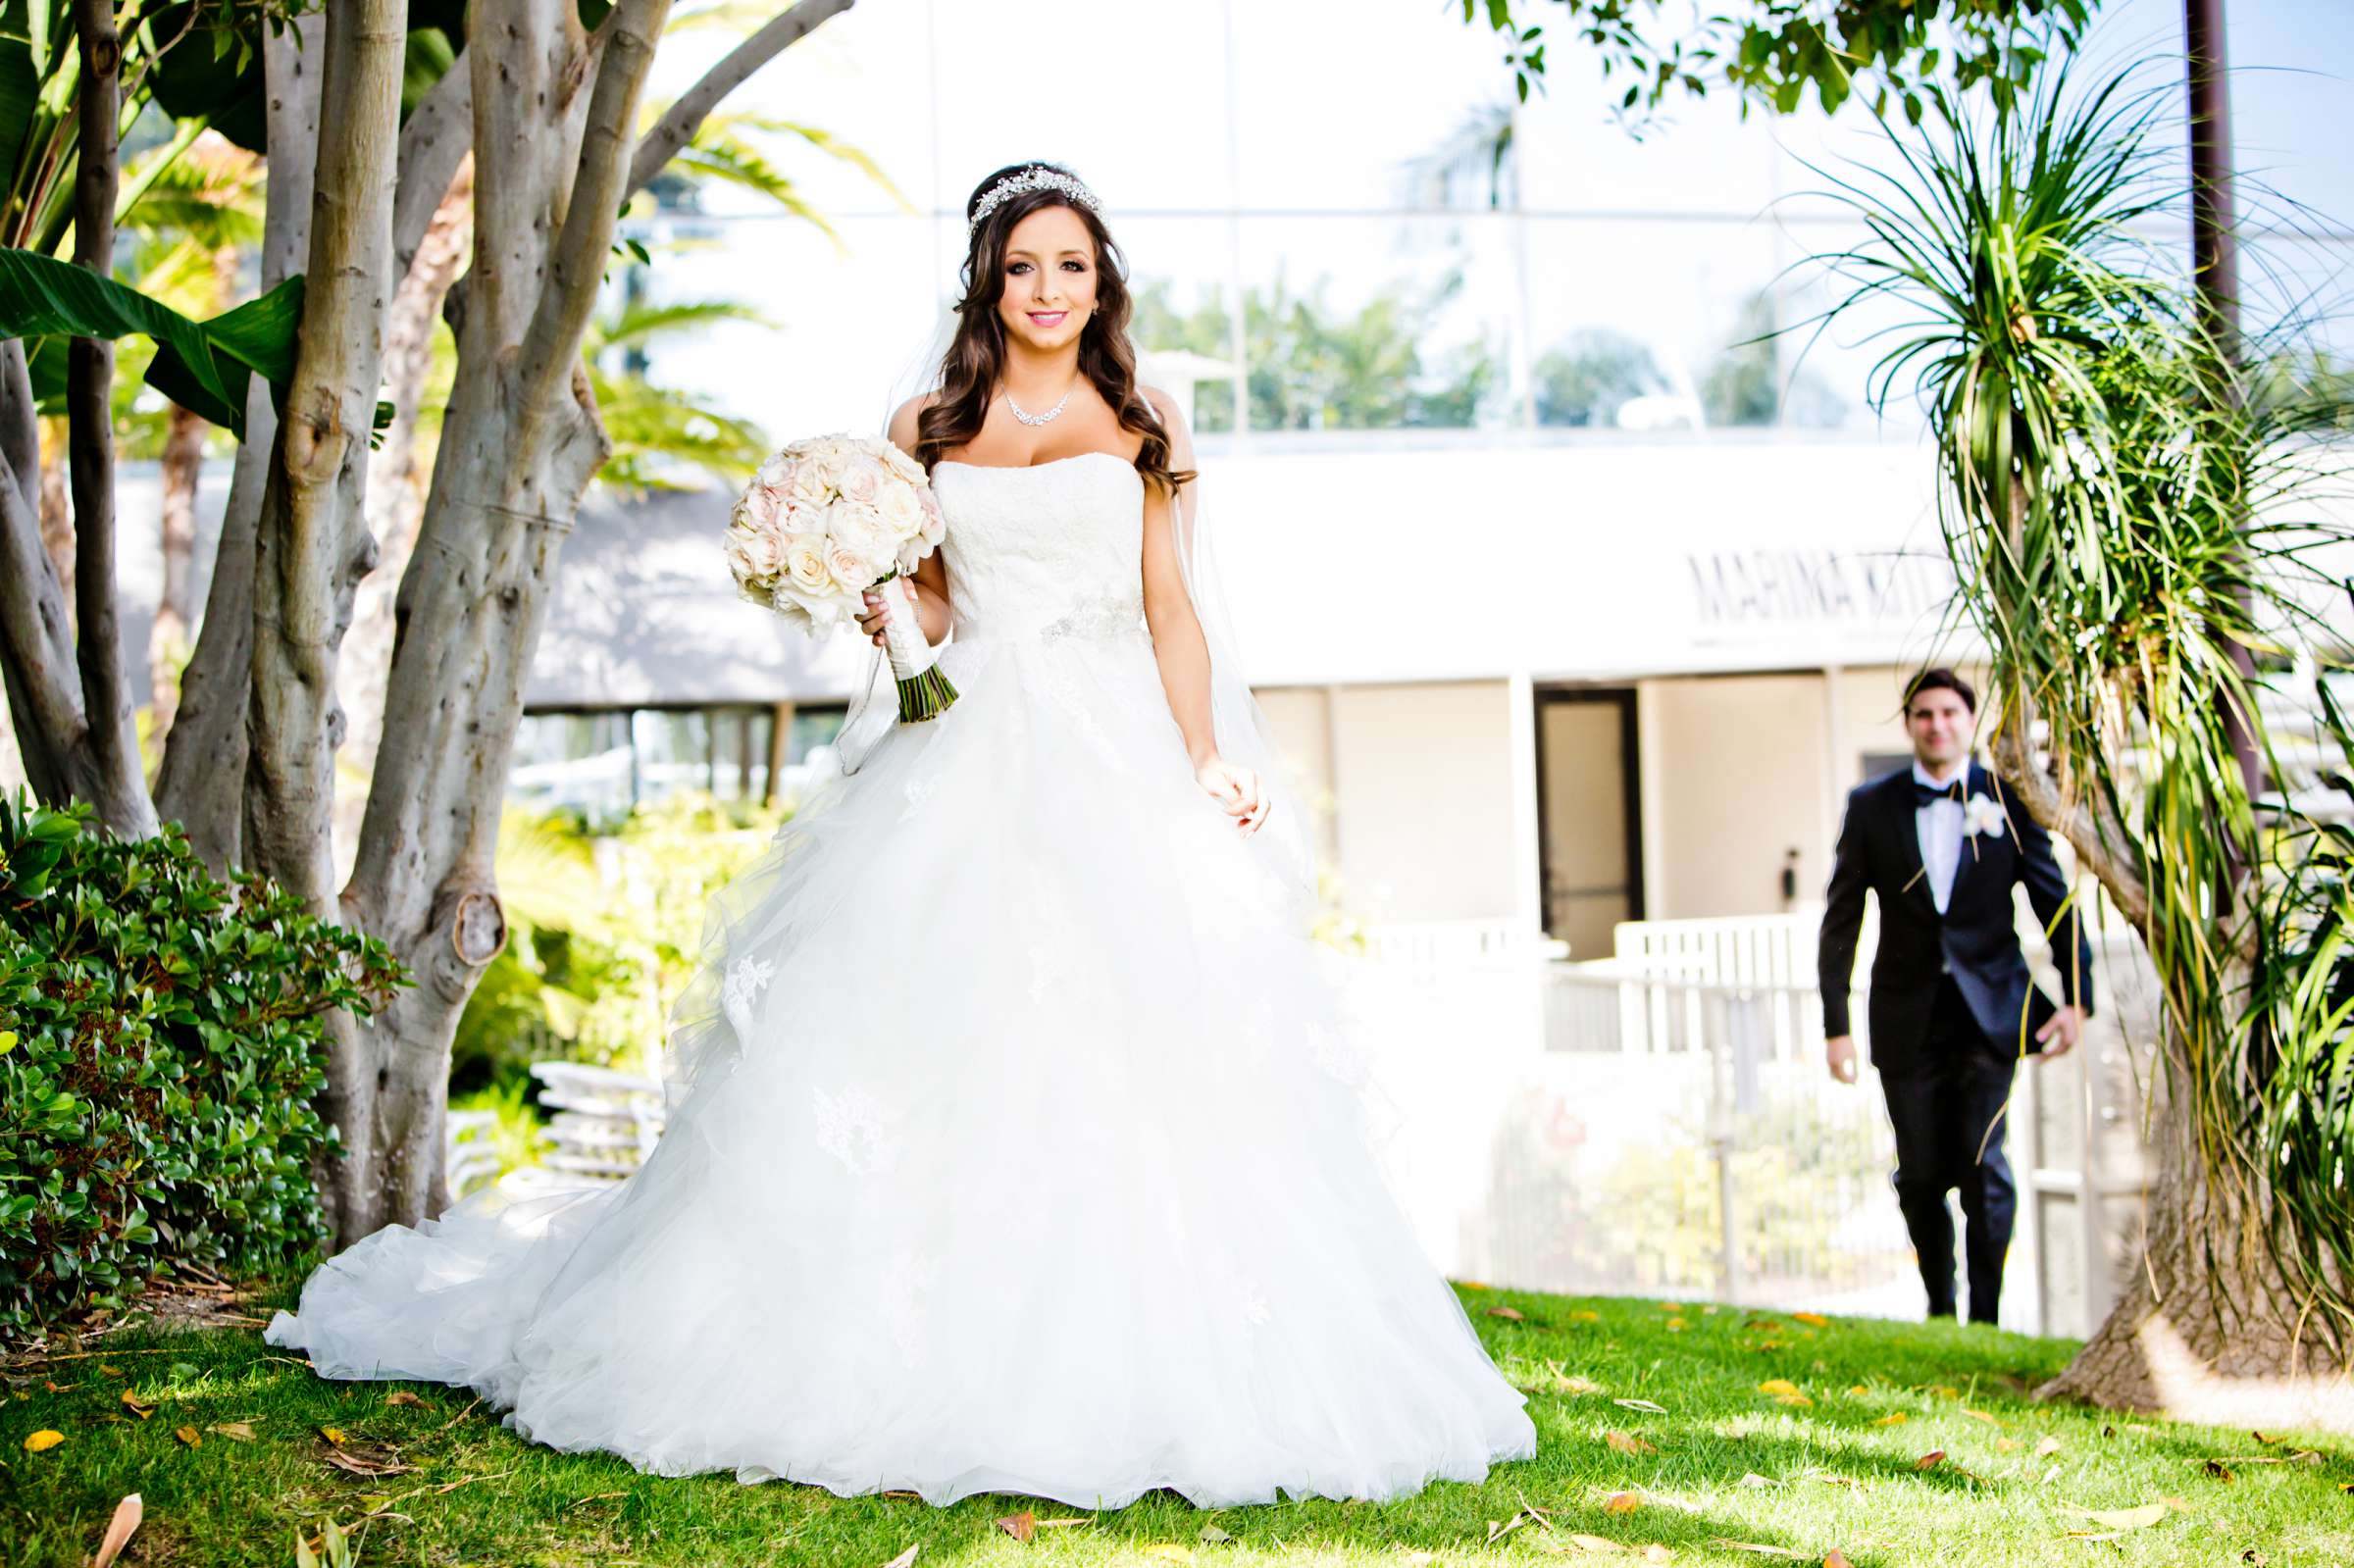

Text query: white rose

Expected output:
[828,541,883,591]
[810,443,851,490]
[746,526,787,579]
[876,480,922,534]
[754,452,793,490]
[789,456,830,505]
[723,530,768,586]
[832,500,895,556]
[839,457,883,505]
[739,483,781,529]
[881,445,926,485]
[783,533,834,597]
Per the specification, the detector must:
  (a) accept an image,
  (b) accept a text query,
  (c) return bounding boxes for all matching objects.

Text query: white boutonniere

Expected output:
[1962,795,2008,839]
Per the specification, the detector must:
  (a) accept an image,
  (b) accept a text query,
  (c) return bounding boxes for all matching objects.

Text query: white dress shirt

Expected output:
[1912,758,1968,915]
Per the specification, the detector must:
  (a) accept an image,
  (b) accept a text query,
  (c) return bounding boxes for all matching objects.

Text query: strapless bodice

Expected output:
[930,452,1145,644]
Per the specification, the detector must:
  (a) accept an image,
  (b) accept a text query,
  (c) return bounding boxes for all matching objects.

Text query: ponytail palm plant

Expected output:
[1805,63,2354,1412]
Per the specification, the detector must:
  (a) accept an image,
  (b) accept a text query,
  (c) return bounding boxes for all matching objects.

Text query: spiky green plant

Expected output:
[1801,61,2354,1402]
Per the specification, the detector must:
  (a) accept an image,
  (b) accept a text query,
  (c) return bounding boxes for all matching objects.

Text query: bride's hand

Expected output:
[1195,755,1271,837]
[855,588,890,647]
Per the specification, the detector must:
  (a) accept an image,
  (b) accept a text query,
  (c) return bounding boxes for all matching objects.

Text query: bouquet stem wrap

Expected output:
[875,571,957,722]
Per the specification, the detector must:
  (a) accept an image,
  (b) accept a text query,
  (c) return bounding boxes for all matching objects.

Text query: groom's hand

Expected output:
[1825,1035,1858,1086]
[2034,1003,2084,1059]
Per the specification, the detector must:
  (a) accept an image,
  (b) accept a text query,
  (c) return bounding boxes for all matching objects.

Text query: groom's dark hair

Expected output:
[1905,667,1976,714]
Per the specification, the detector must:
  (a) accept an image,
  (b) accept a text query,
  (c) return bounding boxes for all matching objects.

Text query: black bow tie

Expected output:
[1913,777,1966,810]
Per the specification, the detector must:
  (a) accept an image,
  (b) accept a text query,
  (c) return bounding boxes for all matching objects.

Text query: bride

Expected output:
[267,160,1538,1510]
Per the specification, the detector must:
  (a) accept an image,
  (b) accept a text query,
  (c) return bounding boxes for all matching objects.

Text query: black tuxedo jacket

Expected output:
[1817,760,2093,1074]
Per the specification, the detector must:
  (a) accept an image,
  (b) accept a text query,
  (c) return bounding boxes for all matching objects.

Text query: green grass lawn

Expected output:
[3,1280,2348,1567]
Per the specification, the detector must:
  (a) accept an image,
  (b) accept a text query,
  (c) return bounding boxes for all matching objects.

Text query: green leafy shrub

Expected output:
[0,790,407,1343]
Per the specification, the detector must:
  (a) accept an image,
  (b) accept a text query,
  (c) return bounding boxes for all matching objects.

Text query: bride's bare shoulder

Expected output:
[887,392,937,459]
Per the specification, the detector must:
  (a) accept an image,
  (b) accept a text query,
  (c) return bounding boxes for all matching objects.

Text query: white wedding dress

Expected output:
[267,450,1538,1509]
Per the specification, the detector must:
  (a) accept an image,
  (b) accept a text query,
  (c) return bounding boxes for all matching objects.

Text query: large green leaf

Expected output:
[0,3,43,202]
[0,246,300,435]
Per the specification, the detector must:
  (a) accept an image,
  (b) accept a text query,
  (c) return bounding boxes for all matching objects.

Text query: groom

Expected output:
[1817,668,2094,1326]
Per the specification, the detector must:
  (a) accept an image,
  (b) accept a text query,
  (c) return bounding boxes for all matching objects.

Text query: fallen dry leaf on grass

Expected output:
[1962,1408,2002,1426]
[995,1511,1035,1542]
[2035,1435,2062,1457]
[1602,1491,1643,1515]
[89,1493,141,1568]
[880,1548,918,1568]
[1757,1380,1802,1398]
[1791,1312,1830,1328]
[1198,1524,1233,1543]
[1613,1397,1668,1415]
[208,1421,256,1442]
[1872,1412,1909,1427]
[1845,1385,1869,1396]
[2204,1459,2236,1483]
[1572,1309,1602,1322]
[1823,1552,1855,1568]
[23,1430,64,1452]
[174,1426,200,1448]
[385,1391,424,1407]
[1605,1430,1657,1456]
[119,1390,155,1419]
[2059,1503,2168,1533]
[1488,1306,1530,1323]
[1916,1451,1946,1470]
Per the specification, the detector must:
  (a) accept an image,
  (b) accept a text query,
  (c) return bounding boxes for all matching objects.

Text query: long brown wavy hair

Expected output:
[915,162,1194,497]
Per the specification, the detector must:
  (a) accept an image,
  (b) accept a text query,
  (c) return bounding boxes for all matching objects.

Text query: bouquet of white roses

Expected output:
[723,433,956,722]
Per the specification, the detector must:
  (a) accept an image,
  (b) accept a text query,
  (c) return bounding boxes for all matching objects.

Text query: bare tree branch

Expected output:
[517,0,674,416]
[155,12,327,867]
[0,345,85,801]
[244,0,405,911]
[66,0,155,836]
[392,54,473,282]
[1990,680,2151,933]
[0,339,35,520]
[623,0,857,201]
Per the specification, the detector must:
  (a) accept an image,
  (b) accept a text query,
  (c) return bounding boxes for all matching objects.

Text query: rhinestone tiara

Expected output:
[969,166,1101,232]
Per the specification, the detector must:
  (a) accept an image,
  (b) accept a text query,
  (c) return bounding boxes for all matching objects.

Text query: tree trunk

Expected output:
[151,14,325,870]
[334,156,474,888]
[2037,1029,2354,1428]
[147,403,206,753]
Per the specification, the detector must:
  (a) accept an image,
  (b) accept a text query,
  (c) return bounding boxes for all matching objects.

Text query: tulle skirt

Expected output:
[266,622,1538,1509]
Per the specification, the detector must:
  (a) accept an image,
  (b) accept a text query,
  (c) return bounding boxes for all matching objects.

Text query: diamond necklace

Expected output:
[1005,381,1076,427]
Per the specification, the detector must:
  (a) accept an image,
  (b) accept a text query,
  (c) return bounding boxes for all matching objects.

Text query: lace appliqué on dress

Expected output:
[722,955,776,1042]
[1306,1020,1372,1088]
[811,1084,902,1175]
[898,772,941,824]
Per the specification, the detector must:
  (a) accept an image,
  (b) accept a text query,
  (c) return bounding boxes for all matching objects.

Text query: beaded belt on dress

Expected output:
[954,601,1151,646]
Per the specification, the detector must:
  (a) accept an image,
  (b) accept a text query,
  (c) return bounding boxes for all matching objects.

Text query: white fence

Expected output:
[1343,909,2153,1338]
